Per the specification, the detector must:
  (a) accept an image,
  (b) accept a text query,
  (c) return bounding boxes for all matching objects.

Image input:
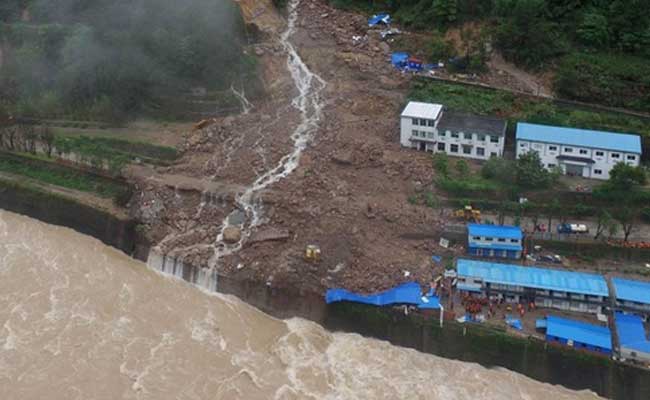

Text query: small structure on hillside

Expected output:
[368,13,391,27]
[538,315,612,355]
[399,101,507,159]
[455,259,609,314]
[614,312,650,363]
[516,122,642,180]
[467,224,522,259]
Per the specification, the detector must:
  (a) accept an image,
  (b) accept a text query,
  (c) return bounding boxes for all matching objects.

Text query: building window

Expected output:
[490,152,497,157]
[412,130,418,137]
[420,119,427,126]
[611,153,620,159]
[627,155,636,161]
[464,133,472,140]
[451,132,459,139]
[412,118,418,126]
[564,147,573,153]
[595,151,604,157]
[594,169,602,175]
[450,144,459,153]
[510,239,518,243]
[549,145,558,151]
[476,147,485,156]
[473,236,481,241]
[497,238,506,242]
[427,132,434,139]
[490,136,499,143]
[478,134,486,141]
[438,131,446,137]
[428,119,435,127]
[485,237,493,241]
[520,142,526,148]
[579,149,588,155]
[463,146,472,155]
[437,142,445,151]
[548,163,556,168]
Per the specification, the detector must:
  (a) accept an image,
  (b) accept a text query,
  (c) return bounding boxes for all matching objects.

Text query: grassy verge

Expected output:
[409,79,650,138]
[53,135,179,172]
[0,152,128,199]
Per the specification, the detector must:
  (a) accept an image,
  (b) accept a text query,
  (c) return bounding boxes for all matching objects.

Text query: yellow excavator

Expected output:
[454,205,481,223]
[304,245,321,263]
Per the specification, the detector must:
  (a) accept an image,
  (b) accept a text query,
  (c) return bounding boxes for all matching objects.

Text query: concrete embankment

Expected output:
[2,185,649,400]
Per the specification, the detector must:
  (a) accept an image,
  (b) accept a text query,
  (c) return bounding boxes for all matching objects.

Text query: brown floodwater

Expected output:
[0,210,603,399]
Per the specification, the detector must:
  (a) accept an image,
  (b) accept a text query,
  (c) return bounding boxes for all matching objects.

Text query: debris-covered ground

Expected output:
[128,0,460,294]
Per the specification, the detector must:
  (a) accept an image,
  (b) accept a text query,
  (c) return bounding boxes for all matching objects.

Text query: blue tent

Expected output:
[368,13,391,27]
[391,52,409,69]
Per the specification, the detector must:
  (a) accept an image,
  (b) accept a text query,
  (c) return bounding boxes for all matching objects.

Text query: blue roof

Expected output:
[468,224,522,239]
[546,316,612,351]
[456,259,609,296]
[614,312,650,354]
[516,122,642,154]
[325,282,440,309]
[613,278,650,305]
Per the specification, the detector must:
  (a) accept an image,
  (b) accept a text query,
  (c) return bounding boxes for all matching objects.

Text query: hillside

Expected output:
[329,0,650,113]
[0,0,259,123]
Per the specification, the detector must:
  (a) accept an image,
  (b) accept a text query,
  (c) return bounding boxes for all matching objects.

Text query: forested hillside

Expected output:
[332,0,650,112]
[0,0,256,122]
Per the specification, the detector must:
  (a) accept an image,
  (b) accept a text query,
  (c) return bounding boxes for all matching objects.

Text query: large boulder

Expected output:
[223,226,242,244]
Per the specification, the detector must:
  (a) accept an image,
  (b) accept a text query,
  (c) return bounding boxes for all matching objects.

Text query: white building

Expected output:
[400,101,507,160]
[516,122,642,180]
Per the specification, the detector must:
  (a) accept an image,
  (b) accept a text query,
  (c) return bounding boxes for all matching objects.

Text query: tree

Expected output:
[429,32,454,62]
[432,0,458,25]
[608,162,646,188]
[432,153,449,177]
[577,10,610,48]
[455,159,470,177]
[593,210,613,240]
[515,151,552,189]
[494,0,566,68]
[40,126,55,157]
[613,207,636,242]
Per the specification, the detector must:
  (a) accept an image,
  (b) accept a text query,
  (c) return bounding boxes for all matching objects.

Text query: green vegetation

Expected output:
[410,80,650,137]
[54,135,178,171]
[332,0,650,111]
[0,152,128,199]
[0,0,258,123]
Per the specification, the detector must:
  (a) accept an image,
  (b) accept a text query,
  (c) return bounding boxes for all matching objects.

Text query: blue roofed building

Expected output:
[516,122,642,180]
[540,316,612,355]
[456,259,609,313]
[467,224,523,259]
[614,312,650,363]
[612,278,650,315]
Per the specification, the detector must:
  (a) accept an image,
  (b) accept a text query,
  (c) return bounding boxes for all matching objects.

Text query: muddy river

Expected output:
[0,210,602,399]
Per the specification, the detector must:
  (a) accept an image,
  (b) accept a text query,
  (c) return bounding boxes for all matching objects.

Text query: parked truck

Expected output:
[557,223,589,234]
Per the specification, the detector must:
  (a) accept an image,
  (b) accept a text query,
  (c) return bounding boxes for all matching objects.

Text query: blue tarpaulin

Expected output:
[506,315,523,330]
[391,52,408,68]
[368,13,391,27]
[326,282,440,309]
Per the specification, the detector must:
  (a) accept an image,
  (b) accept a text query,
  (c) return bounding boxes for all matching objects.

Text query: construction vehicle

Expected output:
[454,205,481,223]
[304,245,321,263]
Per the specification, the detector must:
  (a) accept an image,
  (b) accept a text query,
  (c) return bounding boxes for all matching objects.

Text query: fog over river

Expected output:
[0,210,602,399]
